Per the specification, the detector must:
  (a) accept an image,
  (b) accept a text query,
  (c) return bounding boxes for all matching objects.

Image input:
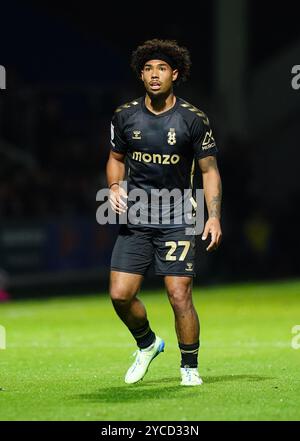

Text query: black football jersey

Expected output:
[110,96,218,227]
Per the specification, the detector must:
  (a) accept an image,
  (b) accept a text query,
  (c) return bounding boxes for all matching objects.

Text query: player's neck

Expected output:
[144,92,176,115]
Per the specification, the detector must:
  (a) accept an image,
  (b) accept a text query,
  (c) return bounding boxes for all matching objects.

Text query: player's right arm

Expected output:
[106,151,128,214]
[106,112,128,214]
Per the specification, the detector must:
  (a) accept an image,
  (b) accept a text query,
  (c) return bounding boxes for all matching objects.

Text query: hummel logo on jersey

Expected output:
[167,128,176,145]
[186,263,194,272]
[132,130,142,140]
[202,130,216,150]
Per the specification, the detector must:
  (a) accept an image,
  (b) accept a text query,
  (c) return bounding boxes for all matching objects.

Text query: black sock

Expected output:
[129,320,156,349]
[179,341,199,368]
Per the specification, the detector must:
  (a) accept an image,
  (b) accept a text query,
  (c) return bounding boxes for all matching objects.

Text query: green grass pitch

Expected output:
[0,279,300,421]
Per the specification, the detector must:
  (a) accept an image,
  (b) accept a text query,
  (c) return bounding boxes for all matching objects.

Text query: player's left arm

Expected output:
[198,155,222,252]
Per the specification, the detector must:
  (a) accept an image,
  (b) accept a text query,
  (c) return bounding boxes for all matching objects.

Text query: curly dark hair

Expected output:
[131,39,192,84]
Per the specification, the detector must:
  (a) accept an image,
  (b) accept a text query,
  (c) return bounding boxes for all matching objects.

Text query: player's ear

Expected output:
[172,69,179,82]
[141,70,144,81]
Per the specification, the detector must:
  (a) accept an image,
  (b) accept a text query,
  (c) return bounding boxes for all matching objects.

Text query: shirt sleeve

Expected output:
[110,113,128,154]
[190,115,218,159]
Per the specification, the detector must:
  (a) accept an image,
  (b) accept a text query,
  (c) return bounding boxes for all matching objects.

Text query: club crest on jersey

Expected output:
[132,130,142,140]
[167,128,176,145]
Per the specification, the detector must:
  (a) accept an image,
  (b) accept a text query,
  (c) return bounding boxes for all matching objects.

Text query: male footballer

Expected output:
[106,39,222,386]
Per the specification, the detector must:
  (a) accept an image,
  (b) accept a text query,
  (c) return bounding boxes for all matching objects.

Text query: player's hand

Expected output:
[202,218,222,252]
[109,184,128,214]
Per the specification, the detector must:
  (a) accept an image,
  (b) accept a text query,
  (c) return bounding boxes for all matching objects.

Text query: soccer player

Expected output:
[106,39,222,386]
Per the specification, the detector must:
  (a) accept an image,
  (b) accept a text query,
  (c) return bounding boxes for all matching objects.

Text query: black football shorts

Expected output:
[111,225,196,277]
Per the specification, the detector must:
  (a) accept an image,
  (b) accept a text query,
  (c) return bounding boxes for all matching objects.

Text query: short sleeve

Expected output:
[191,116,218,159]
[110,113,127,154]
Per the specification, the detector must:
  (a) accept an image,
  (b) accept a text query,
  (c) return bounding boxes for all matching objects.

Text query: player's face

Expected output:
[141,60,178,96]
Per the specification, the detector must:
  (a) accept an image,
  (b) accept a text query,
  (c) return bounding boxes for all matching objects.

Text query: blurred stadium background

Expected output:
[0,0,299,299]
[1,0,300,422]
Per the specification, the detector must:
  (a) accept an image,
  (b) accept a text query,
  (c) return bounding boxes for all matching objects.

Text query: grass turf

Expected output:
[0,279,300,421]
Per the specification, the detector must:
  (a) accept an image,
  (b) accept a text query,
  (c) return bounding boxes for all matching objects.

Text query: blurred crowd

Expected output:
[0,80,298,283]
[0,86,110,218]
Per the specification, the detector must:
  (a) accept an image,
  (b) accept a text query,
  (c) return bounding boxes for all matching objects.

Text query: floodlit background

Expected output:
[0,0,300,422]
[0,0,299,297]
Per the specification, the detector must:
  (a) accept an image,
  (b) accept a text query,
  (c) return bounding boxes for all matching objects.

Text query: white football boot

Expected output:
[180,367,203,386]
[125,336,165,384]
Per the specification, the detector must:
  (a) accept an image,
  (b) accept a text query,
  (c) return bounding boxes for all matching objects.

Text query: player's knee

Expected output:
[167,286,192,310]
[109,286,132,304]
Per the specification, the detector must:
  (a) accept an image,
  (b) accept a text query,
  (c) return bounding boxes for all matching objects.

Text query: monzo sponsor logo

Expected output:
[132,151,180,165]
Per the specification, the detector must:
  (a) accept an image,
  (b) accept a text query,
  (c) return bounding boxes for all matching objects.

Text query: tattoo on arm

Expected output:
[208,182,222,219]
[199,156,222,219]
